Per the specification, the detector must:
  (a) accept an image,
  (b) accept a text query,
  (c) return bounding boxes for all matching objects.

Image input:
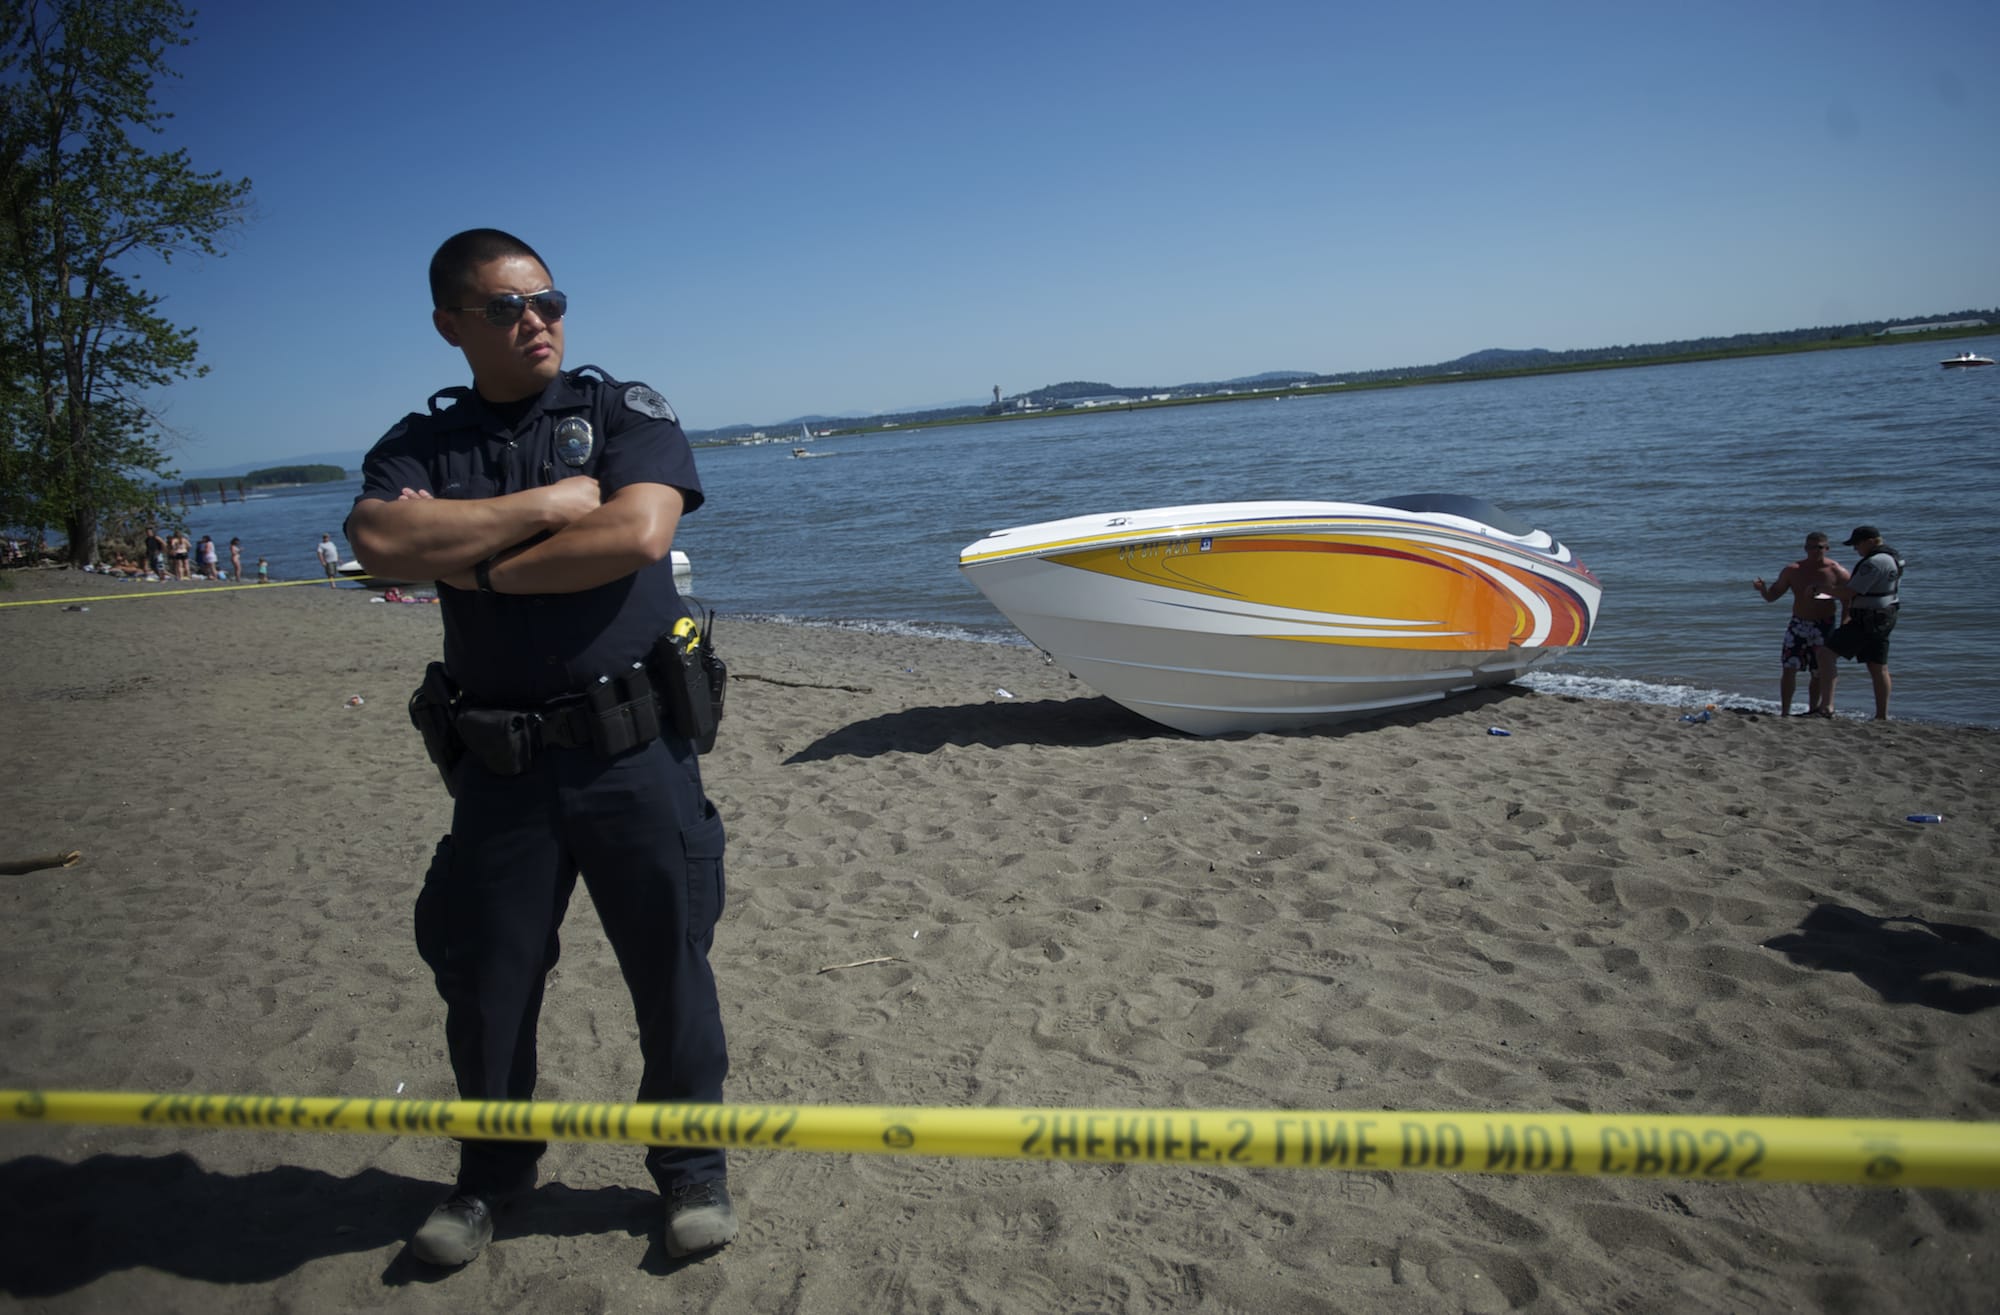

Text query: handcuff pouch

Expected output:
[453,707,537,776]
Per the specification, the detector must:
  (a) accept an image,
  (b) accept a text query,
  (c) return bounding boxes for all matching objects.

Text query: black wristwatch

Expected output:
[475,557,497,593]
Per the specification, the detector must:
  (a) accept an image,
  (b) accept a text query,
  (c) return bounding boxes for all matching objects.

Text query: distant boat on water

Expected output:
[1941,352,1994,369]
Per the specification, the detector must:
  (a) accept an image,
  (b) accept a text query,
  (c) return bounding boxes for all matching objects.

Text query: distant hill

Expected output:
[1444,348,1556,371]
[1224,370,1318,384]
[180,448,366,481]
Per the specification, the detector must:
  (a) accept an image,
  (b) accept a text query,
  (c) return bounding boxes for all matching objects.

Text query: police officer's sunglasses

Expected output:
[445,289,568,327]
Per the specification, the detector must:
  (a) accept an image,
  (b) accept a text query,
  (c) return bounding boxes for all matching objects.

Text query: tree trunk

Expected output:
[65,505,97,566]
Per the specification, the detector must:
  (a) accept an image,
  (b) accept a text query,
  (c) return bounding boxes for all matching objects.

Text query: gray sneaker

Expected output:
[409,1192,499,1267]
[665,1179,737,1258]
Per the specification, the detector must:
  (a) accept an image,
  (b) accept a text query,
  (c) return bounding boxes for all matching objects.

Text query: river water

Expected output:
[174,334,1999,727]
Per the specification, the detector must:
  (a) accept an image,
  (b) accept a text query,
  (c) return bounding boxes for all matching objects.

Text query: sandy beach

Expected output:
[2,565,1997,1313]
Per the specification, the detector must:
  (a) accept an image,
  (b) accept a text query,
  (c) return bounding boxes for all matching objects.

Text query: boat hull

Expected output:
[959,500,1601,736]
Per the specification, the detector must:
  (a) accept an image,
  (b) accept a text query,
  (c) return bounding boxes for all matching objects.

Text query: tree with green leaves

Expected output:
[0,0,249,564]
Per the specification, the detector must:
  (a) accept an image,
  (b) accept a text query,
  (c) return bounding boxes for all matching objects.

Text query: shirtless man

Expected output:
[1753,532,1850,716]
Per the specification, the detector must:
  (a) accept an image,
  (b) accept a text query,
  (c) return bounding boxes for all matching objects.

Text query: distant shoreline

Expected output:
[146,475,352,503]
[703,323,1995,446]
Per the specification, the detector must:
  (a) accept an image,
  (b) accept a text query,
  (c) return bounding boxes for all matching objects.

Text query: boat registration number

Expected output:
[1118,537,1211,563]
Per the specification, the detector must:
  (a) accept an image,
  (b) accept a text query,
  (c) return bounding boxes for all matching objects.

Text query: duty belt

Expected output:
[509,695,619,750]
[455,665,663,773]
[409,613,725,792]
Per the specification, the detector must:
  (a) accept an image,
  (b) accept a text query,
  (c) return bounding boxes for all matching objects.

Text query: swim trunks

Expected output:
[1782,616,1835,671]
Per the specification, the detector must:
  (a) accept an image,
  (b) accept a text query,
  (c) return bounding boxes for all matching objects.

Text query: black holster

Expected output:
[408,661,466,794]
[649,606,726,754]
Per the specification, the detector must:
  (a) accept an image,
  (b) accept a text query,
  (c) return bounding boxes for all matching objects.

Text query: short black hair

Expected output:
[429,229,549,308]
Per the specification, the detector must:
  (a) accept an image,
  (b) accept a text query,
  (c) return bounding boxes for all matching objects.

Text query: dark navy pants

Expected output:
[415,735,729,1195]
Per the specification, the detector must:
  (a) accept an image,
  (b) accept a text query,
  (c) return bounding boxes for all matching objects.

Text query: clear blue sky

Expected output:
[137,0,1998,471]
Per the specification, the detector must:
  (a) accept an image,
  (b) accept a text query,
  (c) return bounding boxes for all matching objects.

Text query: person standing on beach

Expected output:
[345,228,732,1269]
[229,538,243,582]
[197,535,218,580]
[315,532,341,586]
[169,531,190,580]
[1753,532,1849,716]
[256,556,268,583]
[144,526,167,578]
[1827,525,1904,720]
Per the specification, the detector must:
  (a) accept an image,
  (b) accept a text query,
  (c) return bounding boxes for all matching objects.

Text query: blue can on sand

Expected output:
[1906,814,1944,824]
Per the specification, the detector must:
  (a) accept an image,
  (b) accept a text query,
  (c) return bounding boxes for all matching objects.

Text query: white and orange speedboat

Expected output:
[958,495,1602,735]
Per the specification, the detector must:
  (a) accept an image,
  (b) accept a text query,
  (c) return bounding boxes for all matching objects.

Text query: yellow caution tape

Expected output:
[0,578,338,608]
[5,1090,1998,1188]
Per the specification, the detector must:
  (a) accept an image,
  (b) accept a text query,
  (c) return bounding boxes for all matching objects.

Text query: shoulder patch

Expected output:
[623,384,677,424]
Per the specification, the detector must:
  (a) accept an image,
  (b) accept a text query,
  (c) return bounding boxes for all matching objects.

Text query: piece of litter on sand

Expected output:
[346,695,365,707]
[395,1081,405,1095]
[61,605,88,612]
[816,956,902,975]
[994,688,1013,699]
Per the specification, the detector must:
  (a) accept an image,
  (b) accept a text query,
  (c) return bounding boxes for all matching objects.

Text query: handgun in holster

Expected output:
[408,661,467,794]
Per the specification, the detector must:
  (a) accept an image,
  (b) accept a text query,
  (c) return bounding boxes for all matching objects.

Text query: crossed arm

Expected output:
[347,476,685,595]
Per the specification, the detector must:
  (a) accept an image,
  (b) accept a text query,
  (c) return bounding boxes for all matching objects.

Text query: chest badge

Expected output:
[554,416,594,467]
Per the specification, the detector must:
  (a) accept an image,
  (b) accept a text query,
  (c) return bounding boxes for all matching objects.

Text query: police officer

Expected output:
[1828,524,1905,721]
[346,229,733,1267]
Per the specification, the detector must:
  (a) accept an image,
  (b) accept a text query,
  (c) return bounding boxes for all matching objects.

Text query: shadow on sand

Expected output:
[0,1151,707,1296]
[784,684,1535,763]
[1763,904,2000,1014]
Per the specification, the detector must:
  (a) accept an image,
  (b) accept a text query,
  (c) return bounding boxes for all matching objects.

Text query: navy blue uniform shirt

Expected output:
[348,367,703,705]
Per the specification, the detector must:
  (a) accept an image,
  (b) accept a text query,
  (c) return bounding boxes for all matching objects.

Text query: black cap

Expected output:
[1842,525,1880,546]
